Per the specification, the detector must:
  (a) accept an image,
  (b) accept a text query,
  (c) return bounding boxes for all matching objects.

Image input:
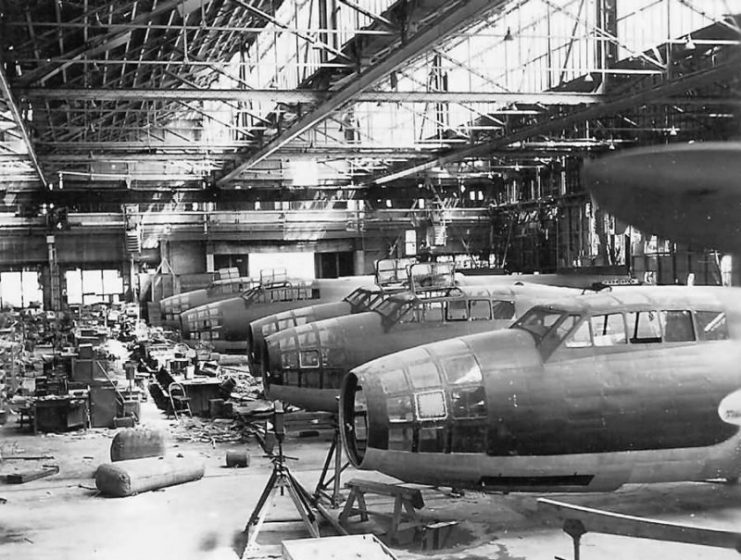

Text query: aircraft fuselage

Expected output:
[180,277,374,353]
[341,286,741,492]
[263,284,578,411]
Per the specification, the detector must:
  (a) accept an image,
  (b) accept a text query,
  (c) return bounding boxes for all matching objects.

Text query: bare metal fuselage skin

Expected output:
[340,286,741,493]
[262,284,579,412]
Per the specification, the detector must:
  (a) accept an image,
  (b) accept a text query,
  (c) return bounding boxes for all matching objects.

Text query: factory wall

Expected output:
[0,232,126,268]
[164,241,207,275]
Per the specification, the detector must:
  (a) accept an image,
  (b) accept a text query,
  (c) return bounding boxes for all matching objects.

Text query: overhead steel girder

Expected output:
[3,153,241,162]
[0,66,47,187]
[373,56,741,185]
[15,0,197,87]
[32,146,440,162]
[216,0,504,185]
[18,87,604,105]
[34,141,256,150]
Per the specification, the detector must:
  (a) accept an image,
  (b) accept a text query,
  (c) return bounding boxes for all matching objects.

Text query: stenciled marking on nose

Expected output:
[719,389,741,426]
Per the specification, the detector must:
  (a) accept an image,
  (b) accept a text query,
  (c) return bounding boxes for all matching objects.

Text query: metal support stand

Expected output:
[314,419,350,508]
[237,403,320,558]
[563,519,586,560]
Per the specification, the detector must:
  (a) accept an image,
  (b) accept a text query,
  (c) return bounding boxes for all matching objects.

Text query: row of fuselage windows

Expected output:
[210,282,251,296]
[397,298,515,324]
[188,330,221,340]
[563,309,728,348]
[279,369,343,389]
[163,282,248,315]
[386,422,488,454]
[250,286,318,304]
[181,288,317,331]
[275,299,515,371]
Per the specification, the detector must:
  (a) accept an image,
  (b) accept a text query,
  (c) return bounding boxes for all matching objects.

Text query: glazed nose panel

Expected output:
[263,320,354,393]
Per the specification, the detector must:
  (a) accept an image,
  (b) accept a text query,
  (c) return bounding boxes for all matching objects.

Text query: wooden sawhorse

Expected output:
[339,478,425,543]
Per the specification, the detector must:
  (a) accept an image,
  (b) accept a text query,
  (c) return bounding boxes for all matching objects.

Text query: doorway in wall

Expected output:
[315,252,354,278]
[213,254,249,278]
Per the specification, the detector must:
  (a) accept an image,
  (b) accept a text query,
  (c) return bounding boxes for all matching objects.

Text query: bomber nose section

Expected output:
[181,301,223,344]
[249,308,312,374]
[262,312,387,412]
[262,316,366,412]
[339,329,542,479]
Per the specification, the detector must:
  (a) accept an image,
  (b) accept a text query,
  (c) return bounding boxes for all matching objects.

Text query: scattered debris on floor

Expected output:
[170,416,253,445]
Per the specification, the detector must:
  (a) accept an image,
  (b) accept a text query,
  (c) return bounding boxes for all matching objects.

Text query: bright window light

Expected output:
[250,252,315,280]
[288,160,319,187]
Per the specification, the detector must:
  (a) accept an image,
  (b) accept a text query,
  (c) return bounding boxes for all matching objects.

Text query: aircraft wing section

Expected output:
[582,142,741,253]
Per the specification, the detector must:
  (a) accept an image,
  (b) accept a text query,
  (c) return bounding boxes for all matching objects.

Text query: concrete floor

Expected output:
[2,401,741,560]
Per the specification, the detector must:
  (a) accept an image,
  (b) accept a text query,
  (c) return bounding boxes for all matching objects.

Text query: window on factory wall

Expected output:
[404,229,417,256]
[0,271,42,310]
[65,269,124,305]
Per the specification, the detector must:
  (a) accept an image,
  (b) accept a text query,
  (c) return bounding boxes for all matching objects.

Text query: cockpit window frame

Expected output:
[511,307,569,343]
[240,286,260,302]
[695,310,729,341]
[374,295,415,325]
[343,287,368,307]
[445,299,469,321]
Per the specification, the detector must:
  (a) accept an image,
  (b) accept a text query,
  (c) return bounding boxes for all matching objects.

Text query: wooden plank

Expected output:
[5,465,59,484]
[2,455,55,460]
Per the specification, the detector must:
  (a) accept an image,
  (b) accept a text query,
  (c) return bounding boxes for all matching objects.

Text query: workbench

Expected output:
[179,378,222,416]
[33,395,89,433]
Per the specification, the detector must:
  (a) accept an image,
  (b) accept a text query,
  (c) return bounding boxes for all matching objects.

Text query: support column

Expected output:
[353,250,366,275]
[595,0,618,89]
[46,235,62,311]
[206,242,215,273]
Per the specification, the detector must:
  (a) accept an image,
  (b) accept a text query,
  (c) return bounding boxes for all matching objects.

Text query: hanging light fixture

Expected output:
[504,27,514,41]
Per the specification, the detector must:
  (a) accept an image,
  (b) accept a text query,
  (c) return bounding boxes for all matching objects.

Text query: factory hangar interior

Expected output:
[0,1,740,559]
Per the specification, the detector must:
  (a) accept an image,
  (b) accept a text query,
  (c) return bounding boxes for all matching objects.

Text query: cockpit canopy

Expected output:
[343,287,386,312]
[512,304,729,359]
[241,281,316,304]
[373,290,517,327]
